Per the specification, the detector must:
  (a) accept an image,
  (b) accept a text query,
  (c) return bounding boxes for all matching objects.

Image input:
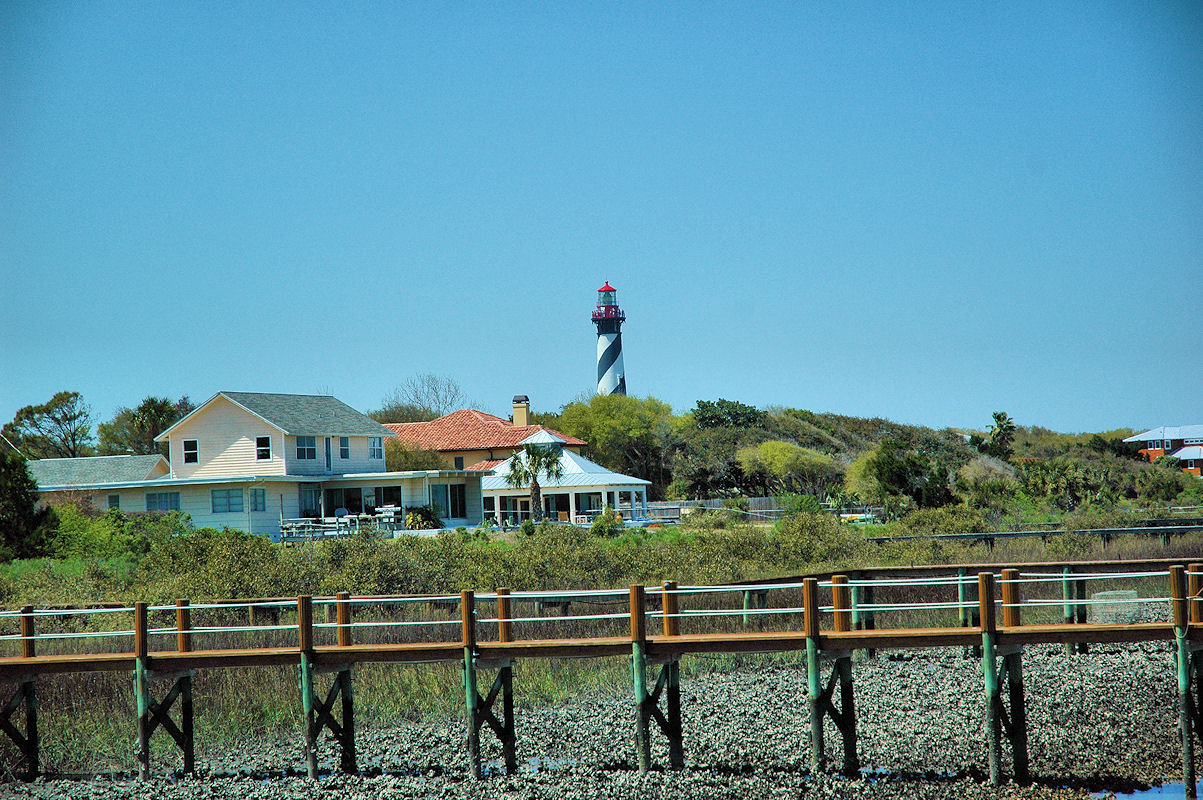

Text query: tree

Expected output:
[868,439,954,508]
[557,394,678,496]
[2,391,95,459]
[376,374,469,420]
[505,443,564,522]
[978,411,1016,461]
[369,402,437,424]
[0,450,53,560]
[98,396,195,456]
[385,440,446,471]
[670,425,745,498]
[692,398,767,430]
[736,440,843,496]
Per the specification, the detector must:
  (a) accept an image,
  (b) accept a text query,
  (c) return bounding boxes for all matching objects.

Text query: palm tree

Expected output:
[987,411,1016,461]
[505,443,565,522]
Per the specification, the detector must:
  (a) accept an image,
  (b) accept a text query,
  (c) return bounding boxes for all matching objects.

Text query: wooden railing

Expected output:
[0,560,1199,795]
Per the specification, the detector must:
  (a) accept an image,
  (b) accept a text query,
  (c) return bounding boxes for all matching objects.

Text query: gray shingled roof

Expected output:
[28,455,168,488]
[221,392,395,437]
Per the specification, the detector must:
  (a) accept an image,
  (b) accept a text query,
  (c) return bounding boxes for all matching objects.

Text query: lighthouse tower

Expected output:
[592,282,627,396]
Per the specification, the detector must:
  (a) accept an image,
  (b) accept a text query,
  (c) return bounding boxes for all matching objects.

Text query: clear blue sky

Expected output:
[2,2,1200,436]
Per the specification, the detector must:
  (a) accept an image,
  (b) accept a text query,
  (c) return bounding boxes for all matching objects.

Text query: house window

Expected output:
[431,484,466,518]
[299,487,321,517]
[340,437,350,459]
[256,436,271,460]
[250,488,266,512]
[146,492,181,511]
[107,494,120,510]
[370,437,383,460]
[183,440,198,463]
[1186,439,1203,446]
[1188,460,1196,469]
[429,484,448,519]
[1164,440,1173,450]
[296,436,316,460]
[454,456,464,470]
[211,488,244,513]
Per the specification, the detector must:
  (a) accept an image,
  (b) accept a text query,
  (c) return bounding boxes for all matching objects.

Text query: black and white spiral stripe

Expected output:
[596,333,626,395]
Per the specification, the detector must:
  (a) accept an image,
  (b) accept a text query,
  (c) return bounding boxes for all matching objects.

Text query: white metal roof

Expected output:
[481,448,650,492]
[520,429,567,445]
[1170,446,1203,461]
[1123,425,1203,443]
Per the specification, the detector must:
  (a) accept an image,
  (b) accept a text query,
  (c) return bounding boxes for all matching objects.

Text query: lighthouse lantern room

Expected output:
[592,282,627,396]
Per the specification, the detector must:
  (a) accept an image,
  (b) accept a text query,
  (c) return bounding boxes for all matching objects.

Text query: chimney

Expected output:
[512,395,530,427]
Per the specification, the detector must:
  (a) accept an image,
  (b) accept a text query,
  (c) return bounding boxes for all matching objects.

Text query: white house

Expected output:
[478,430,650,523]
[29,392,485,535]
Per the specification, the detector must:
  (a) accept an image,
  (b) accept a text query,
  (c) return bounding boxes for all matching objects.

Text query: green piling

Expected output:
[462,590,481,779]
[630,585,651,773]
[804,578,824,773]
[1171,567,1197,799]
[979,573,1002,787]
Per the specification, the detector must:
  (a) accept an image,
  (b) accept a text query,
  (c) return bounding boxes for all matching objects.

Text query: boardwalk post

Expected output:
[803,577,825,773]
[1171,566,1197,799]
[629,584,651,773]
[462,588,518,777]
[134,602,150,780]
[297,595,319,778]
[335,592,356,775]
[979,572,1002,787]
[830,575,859,776]
[1074,577,1089,654]
[1190,563,1203,758]
[662,580,684,769]
[1062,567,1076,656]
[13,606,39,780]
[176,600,195,775]
[496,588,518,774]
[1000,569,1029,785]
[462,590,481,779]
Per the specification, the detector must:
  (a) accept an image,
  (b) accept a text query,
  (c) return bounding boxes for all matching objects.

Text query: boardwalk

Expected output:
[0,560,1199,795]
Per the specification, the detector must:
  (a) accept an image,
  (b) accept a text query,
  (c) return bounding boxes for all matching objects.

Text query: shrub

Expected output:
[773,512,868,567]
[778,493,824,514]
[404,505,443,530]
[590,507,624,537]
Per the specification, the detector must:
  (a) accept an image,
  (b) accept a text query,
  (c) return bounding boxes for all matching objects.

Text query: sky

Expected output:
[2,2,1200,437]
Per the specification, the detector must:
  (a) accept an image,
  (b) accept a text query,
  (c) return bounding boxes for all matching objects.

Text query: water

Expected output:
[1093,783,1191,798]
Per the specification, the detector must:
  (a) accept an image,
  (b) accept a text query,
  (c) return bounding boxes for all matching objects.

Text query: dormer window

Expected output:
[183,440,198,464]
[369,437,383,460]
[339,437,350,459]
[256,436,271,460]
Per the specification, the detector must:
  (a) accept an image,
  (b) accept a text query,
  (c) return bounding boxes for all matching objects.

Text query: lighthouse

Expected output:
[592,282,627,396]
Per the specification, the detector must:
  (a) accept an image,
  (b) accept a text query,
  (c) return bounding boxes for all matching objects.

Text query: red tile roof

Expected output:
[466,459,505,472]
[383,409,586,452]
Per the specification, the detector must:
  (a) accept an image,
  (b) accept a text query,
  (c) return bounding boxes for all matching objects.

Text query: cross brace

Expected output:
[135,665,193,779]
[0,680,37,781]
[631,646,683,772]
[808,652,858,776]
[471,665,517,774]
[300,662,355,777]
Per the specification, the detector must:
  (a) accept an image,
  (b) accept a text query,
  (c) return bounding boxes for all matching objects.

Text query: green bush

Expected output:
[590,507,624,537]
[772,512,868,567]
[404,505,443,530]
[778,493,824,514]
